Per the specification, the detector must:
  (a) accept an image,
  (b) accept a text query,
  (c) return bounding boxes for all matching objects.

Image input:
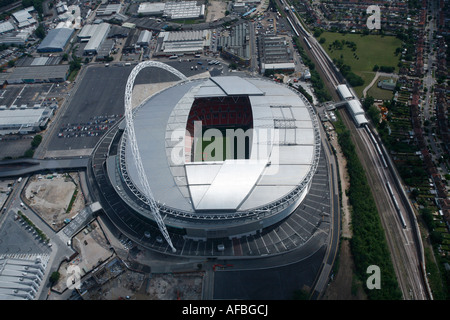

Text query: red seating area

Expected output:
[186,97,253,136]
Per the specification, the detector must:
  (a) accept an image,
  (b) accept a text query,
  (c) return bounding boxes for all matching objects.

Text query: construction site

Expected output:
[23,172,85,231]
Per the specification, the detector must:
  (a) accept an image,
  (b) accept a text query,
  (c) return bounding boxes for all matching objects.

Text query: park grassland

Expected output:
[319,32,402,97]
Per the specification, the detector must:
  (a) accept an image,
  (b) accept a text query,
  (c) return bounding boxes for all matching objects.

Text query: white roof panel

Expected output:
[210,76,264,96]
[193,159,267,210]
[337,84,353,100]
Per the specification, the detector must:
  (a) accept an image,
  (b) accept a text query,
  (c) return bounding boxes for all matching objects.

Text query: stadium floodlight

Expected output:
[124,61,187,253]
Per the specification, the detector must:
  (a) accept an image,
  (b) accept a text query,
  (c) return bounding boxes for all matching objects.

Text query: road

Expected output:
[0,175,79,300]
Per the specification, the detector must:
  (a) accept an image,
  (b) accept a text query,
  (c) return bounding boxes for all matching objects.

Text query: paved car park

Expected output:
[45,60,220,155]
[0,209,52,256]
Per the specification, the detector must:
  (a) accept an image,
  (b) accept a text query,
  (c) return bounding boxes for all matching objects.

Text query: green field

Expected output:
[200,135,251,161]
[366,76,396,101]
[318,32,402,97]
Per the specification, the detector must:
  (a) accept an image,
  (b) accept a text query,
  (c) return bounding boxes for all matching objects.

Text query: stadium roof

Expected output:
[124,77,320,213]
[37,28,74,52]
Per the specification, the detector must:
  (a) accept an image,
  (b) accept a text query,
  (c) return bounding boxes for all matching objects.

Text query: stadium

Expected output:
[93,62,330,256]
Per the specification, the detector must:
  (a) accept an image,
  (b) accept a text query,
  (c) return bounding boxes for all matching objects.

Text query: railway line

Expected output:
[279,0,430,299]
[346,116,427,300]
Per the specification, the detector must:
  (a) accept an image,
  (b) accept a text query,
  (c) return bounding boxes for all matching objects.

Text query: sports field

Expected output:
[319,32,402,97]
[201,133,251,161]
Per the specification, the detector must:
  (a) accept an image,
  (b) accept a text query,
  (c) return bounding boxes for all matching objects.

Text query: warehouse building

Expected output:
[96,3,122,17]
[0,255,50,299]
[259,36,295,74]
[137,2,165,16]
[83,23,111,55]
[0,108,54,135]
[137,30,151,48]
[96,38,115,59]
[6,65,69,84]
[163,1,205,20]
[0,21,14,34]
[12,7,36,29]
[37,27,74,53]
[155,29,211,56]
[137,1,205,20]
[217,22,250,67]
[122,28,140,54]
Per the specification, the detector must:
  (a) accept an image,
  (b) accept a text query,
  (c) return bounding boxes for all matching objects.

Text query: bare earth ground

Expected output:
[206,0,227,22]
[322,123,366,300]
[53,220,113,293]
[24,172,85,230]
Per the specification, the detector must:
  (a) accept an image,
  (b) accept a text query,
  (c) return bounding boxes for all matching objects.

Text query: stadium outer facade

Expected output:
[104,63,321,244]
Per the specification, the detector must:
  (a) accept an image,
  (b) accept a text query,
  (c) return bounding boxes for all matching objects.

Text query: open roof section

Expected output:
[210,76,265,96]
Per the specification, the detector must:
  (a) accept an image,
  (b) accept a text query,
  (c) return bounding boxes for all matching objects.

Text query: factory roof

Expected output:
[37,27,74,52]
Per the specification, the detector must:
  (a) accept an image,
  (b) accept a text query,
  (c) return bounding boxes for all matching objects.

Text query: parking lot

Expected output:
[0,209,52,256]
[44,60,222,156]
[0,82,68,159]
[0,83,65,109]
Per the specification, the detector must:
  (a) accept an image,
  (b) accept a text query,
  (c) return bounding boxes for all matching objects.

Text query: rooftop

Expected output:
[123,77,320,213]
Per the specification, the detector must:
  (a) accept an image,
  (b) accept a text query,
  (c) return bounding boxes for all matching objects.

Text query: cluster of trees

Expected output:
[334,116,402,300]
[329,39,357,52]
[293,36,331,103]
[34,23,45,40]
[24,134,42,158]
[294,84,313,104]
[373,65,395,73]
[334,59,364,87]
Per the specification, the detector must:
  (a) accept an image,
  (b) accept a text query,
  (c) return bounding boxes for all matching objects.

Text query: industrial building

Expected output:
[258,36,295,74]
[137,1,205,20]
[137,30,151,48]
[122,28,140,54]
[82,23,111,55]
[0,33,26,46]
[0,107,54,135]
[0,21,14,34]
[155,29,211,56]
[12,7,36,29]
[6,65,69,84]
[137,2,165,16]
[37,27,74,53]
[96,3,122,17]
[0,255,50,300]
[217,22,251,67]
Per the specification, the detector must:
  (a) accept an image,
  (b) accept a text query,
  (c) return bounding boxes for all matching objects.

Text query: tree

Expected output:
[31,135,42,148]
[49,271,60,285]
[24,149,34,158]
[35,23,45,40]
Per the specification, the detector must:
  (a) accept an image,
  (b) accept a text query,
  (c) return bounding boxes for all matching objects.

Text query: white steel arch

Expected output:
[124,61,188,253]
